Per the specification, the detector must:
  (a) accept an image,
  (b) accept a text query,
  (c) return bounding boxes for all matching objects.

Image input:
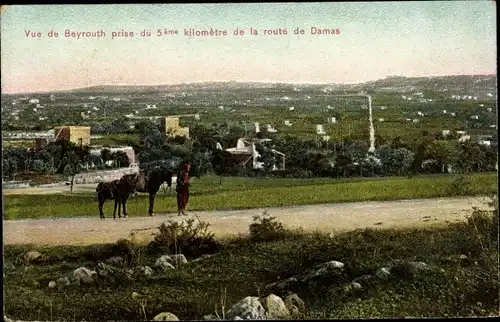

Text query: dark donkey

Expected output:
[96,174,140,220]
[121,169,174,216]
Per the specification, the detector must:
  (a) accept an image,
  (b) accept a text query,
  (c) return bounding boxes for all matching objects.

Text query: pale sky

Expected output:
[0,2,497,94]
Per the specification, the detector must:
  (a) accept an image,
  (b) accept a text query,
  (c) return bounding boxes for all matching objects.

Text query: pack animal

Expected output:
[119,169,173,216]
[96,174,139,220]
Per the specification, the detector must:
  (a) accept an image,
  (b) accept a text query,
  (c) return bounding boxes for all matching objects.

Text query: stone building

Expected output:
[158,117,189,138]
[53,126,91,146]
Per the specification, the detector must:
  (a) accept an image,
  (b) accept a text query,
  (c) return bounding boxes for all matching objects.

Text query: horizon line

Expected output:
[2,72,497,96]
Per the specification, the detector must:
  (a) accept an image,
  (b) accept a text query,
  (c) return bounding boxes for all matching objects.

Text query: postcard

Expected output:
[2,2,498,321]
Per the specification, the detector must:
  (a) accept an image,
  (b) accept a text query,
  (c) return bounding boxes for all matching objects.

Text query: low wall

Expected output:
[72,168,139,184]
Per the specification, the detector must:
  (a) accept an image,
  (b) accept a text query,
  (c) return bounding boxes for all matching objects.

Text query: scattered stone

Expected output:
[152,312,179,321]
[24,250,42,263]
[135,266,154,277]
[225,296,266,320]
[391,261,429,279]
[374,267,391,280]
[48,281,57,288]
[233,316,243,320]
[284,293,305,314]
[192,254,216,263]
[459,254,467,260]
[155,255,176,271]
[105,256,124,265]
[202,313,219,320]
[73,267,97,284]
[168,254,188,266]
[261,294,290,319]
[265,277,299,294]
[341,282,362,295]
[306,260,344,280]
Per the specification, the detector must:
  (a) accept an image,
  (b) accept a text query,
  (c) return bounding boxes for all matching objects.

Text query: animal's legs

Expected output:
[113,198,118,220]
[98,195,106,220]
[148,193,156,216]
[122,195,129,218]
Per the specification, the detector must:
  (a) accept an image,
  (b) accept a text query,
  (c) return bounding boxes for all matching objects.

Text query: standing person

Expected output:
[176,161,191,216]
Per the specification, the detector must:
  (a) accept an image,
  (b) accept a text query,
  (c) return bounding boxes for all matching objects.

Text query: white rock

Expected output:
[324,261,344,269]
[375,267,391,279]
[73,267,97,284]
[152,312,179,321]
[284,293,305,314]
[24,250,42,263]
[48,281,57,288]
[261,294,290,319]
[307,260,344,279]
[225,296,266,320]
[168,254,188,266]
[155,255,176,271]
[136,266,154,277]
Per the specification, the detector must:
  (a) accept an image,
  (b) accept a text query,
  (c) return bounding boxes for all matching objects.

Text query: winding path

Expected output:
[2,196,492,246]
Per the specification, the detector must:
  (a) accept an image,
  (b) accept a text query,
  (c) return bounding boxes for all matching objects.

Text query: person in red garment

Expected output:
[176,161,192,216]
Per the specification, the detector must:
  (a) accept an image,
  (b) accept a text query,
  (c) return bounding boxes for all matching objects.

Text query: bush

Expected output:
[148,218,221,258]
[249,211,287,242]
[456,195,499,258]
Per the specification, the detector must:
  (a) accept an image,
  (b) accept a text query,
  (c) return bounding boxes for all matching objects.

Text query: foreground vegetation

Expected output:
[4,200,499,320]
[3,172,497,220]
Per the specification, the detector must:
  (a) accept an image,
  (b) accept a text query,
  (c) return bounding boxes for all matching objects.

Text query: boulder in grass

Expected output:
[152,312,179,321]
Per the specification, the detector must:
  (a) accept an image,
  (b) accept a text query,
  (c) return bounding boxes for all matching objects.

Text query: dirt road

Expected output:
[3,196,492,246]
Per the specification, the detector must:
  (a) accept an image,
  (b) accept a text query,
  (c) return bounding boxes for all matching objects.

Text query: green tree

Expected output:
[255,142,276,175]
[424,140,458,173]
[63,150,82,194]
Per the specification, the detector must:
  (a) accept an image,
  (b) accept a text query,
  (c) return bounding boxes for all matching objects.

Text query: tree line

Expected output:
[2,119,497,186]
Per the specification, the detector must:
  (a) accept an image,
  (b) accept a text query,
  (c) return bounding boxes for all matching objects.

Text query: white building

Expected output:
[458,135,471,142]
[316,124,326,135]
[267,124,278,133]
[478,140,491,147]
[327,117,337,124]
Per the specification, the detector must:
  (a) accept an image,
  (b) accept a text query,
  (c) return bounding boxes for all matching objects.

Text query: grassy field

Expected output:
[4,207,499,320]
[3,173,497,220]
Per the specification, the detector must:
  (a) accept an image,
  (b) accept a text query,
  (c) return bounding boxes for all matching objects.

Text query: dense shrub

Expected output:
[249,211,287,242]
[148,218,221,258]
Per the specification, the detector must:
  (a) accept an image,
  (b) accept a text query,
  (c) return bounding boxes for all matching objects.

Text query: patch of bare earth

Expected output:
[2,196,491,246]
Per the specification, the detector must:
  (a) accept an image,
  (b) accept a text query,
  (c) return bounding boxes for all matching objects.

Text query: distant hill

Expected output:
[2,74,496,97]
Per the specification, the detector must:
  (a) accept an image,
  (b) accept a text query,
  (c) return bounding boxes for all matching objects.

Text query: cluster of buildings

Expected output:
[3,115,192,167]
